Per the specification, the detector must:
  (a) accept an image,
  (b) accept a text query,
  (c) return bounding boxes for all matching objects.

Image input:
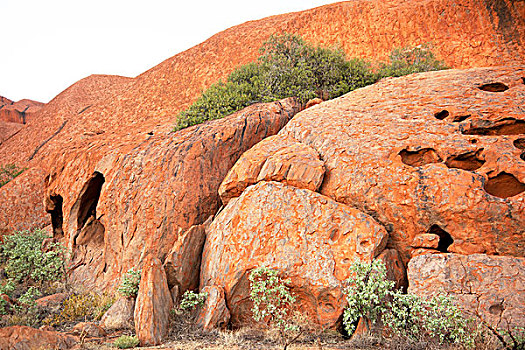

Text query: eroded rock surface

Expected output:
[196,285,231,331]
[0,326,77,350]
[202,181,388,328]
[134,256,173,346]
[408,253,525,329]
[254,66,525,262]
[100,297,135,331]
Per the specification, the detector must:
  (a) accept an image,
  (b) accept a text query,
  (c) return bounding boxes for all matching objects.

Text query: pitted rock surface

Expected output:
[202,181,388,328]
[266,66,525,262]
[408,253,525,329]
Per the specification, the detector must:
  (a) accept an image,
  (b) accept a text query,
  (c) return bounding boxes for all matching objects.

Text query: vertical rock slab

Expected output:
[196,285,231,331]
[202,181,388,328]
[408,253,525,329]
[134,256,173,346]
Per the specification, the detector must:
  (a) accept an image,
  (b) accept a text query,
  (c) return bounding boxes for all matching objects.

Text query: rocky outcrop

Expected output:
[202,181,388,328]
[196,285,231,331]
[0,167,48,236]
[100,297,135,330]
[0,326,77,350]
[227,66,524,264]
[408,253,525,329]
[134,256,173,346]
[0,98,43,124]
[61,98,300,289]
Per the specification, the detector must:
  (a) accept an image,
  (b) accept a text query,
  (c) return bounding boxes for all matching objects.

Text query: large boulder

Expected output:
[100,297,135,331]
[408,253,525,329]
[0,326,77,350]
[222,66,525,263]
[201,181,388,328]
[134,256,173,346]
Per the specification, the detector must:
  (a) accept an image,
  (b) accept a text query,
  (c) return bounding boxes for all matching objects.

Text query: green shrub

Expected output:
[113,335,139,349]
[342,259,395,334]
[0,164,25,187]
[175,35,448,132]
[0,229,66,284]
[179,290,207,311]
[174,33,376,131]
[378,44,448,78]
[383,291,473,346]
[117,268,141,298]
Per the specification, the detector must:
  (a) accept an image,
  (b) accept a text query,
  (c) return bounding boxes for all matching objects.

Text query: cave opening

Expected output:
[428,224,454,253]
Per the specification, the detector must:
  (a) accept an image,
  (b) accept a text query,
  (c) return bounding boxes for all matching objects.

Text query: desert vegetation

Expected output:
[174,34,447,131]
[0,163,24,187]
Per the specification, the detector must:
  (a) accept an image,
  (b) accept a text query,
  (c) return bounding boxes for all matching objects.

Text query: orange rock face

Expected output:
[202,181,388,328]
[408,253,525,329]
[61,99,300,289]
[251,66,524,263]
[0,326,77,350]
[134,256,173,346]
[0,98,43,124]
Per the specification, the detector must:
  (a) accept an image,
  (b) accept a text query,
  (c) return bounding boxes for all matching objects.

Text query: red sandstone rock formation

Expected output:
[408,253,525,329]
[0,326,77,350]
[0,96,43,144]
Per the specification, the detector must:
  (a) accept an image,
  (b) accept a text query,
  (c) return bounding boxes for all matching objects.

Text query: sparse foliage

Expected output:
[117,267,141,298]
[113,335,140,349]
[180,290,208,311]
[0,164,25,187]
[378,44,448,78]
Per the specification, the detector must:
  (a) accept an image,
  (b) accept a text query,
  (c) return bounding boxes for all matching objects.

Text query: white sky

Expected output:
[0,0,338,103]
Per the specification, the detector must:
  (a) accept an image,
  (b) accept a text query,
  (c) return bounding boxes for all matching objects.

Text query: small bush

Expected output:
[0,229,66,284]
[378,44,448,78]
[117,268,141,298]
[342,259,395,334]
[113,335,139,349]
[179,290,207,311]
[0,164,25,187]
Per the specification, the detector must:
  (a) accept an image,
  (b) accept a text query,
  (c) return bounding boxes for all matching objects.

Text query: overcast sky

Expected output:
[0,0,338,103]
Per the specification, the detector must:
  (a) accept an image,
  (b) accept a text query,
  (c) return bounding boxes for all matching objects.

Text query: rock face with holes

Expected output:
[241,66,524,263]
[408,253,525,329]
[202,181,389,328]
[201,66,524,330]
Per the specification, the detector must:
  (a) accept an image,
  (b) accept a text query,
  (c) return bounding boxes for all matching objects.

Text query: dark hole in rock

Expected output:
[489,303,504,315]
[428,225,454,253]
[522,77,525,85]
[521,152,525,161]
[70,172,105,232]
[452,115,470,122]
[469,139,478,144]
[147,132,153,136]
[484,172,525,198]
[478,82,509,92]
[434,110,449,120]
[445,149,485,171]
[336,312,354,339]
[514,138,525,149]
[462,118,525,136]
[399,148,442,167]
[48,195,64,239]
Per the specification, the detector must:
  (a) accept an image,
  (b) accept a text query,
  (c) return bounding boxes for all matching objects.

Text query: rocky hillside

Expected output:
[0,0,524,348]
[0,97,43,143]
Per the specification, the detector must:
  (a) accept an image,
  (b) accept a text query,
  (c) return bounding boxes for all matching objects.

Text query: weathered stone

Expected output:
[196,285,230,331]
[163,217,211,298]
[134,256,173,346]
[71,322,106,337]
[35,293,67,312]
[305,98,323,109]
[410,234,440,249]
[0,326,77,350]
[219,135,324,204]
[0,98,44,124]
[202,181,388,328]
[274,66,525,262]
[408,253,525,329]
[377,249,407,290]
[0,167,48,236]
[100,297,135,331]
